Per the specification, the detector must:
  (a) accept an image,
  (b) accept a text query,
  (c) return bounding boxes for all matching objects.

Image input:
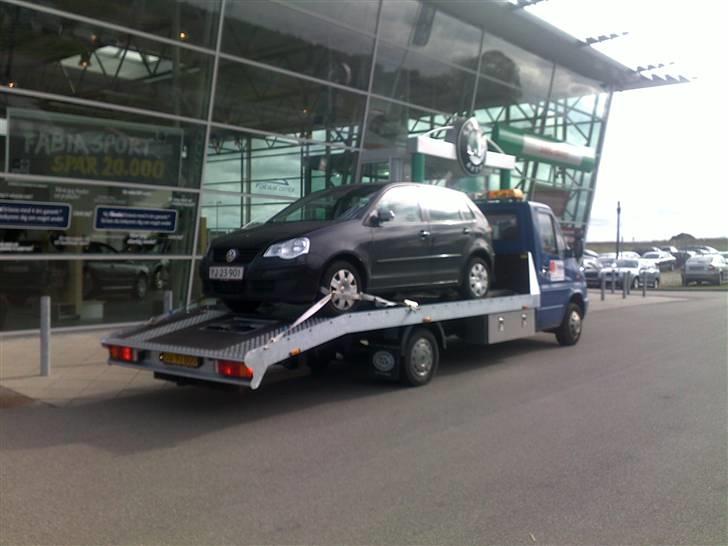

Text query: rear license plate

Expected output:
[160,353,201,368]
[209,266,244,280]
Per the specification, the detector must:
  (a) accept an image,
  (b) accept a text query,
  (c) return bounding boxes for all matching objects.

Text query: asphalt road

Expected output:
[1,292,726,545]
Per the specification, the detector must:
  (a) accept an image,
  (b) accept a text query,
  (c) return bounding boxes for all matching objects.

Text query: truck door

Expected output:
[534,208,571,330]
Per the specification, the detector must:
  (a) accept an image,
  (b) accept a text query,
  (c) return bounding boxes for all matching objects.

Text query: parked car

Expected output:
[583,249,599,259]
[680,245,720,255]
[660,245,678,254]
[582,256,602,287]
[600,258,660,288]
[682,254,728,286]
[598,251,640,262]
[641,250,677,271]
[83,242,151,300]
[672,249,696,268]
[634,246,661,255]
[200,183,495,315]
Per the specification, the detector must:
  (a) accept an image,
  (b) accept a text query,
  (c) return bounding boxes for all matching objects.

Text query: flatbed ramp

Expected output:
[103,254,540,389]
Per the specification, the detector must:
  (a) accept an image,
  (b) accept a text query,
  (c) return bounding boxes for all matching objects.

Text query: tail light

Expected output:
[108,345,140,363]
[217,360,254,380]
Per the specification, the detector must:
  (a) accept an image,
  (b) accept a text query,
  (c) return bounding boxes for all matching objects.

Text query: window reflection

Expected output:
[0,258,191,331]
[223,1,374,90]
[0,4,214,119]
[213,59,366,142]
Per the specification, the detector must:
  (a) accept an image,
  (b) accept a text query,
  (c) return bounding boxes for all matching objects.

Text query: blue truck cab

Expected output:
[475,193,588,342]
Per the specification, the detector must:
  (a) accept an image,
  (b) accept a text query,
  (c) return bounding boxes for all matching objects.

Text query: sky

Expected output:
[526,0,728,242]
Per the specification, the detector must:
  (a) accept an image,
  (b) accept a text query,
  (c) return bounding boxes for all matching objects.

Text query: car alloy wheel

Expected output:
[462,257,490,299]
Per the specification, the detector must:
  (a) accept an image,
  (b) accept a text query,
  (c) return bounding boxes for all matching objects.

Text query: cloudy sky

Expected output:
[527,0,728,242]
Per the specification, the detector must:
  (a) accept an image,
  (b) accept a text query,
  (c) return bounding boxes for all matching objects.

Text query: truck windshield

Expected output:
[268,186,381,223]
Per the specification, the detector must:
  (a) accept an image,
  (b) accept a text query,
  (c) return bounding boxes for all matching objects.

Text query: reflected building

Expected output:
[0,0,672,332]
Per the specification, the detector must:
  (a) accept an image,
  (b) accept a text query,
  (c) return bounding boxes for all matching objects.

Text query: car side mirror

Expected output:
[378,207,395,223]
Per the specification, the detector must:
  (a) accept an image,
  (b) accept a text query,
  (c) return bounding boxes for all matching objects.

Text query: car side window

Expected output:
[537,211,558,255]
[426,190,463,222]
[376,186,422,224]
[553,218,566,257]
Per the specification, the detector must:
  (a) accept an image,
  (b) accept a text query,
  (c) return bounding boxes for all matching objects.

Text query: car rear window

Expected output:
[486,213,519,241]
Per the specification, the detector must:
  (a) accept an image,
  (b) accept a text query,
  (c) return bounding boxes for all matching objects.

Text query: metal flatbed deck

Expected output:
[103,254,540,389]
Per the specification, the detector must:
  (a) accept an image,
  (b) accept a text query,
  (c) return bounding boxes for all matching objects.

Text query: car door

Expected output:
[535,208,571,330]
[368,185,432,291]
[423,187,476,285]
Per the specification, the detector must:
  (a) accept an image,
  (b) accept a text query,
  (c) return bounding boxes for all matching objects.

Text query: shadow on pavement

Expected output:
[0,335,558,455]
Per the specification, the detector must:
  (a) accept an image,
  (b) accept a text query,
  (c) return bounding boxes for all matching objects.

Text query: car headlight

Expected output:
[263,237,310,259]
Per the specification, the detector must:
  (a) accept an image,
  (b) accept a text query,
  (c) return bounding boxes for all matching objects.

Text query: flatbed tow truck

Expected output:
[103,191,588,389]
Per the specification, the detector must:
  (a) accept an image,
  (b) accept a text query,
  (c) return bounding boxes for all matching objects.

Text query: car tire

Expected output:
[401,327,439,387]
[224,300,260,314]
[460,256,490,299]
[320,260,363,316]
[133,274,149,300]
[555,302,583,346]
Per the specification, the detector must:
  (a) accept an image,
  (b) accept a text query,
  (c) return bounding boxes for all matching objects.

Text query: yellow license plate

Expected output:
[160,353,201,368]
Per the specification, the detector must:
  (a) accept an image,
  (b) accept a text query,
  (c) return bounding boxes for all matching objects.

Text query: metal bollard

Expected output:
[626,271,631,295]
[642,272,647,297]
[40,295,51,377]
[622,273,628,299]
[611,274,615,294]
[163,290,174,314]
[601,274,606,301]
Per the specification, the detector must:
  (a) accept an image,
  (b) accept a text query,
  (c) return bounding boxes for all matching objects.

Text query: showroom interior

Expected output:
[0,0,663,332]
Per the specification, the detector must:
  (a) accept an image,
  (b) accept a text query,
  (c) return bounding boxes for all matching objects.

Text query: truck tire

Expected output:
[401,327,439,387]
[460,256,490,299]
[555,303,583,346]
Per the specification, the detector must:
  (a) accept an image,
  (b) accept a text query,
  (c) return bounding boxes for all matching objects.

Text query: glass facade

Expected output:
[0,0,611,332]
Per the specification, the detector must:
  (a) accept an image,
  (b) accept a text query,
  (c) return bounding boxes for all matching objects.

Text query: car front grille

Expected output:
[212,247,261,264]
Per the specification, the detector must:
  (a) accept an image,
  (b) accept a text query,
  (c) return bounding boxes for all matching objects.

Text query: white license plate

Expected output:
[209,266,244,281]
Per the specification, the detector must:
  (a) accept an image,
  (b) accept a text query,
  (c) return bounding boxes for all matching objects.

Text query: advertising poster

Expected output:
[6,108,184,187]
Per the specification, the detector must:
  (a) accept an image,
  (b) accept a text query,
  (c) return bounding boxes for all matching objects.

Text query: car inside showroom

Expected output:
[0,0,672,333]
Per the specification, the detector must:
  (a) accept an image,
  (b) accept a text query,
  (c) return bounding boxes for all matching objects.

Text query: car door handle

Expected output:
[420,230,431,239]
[462,227,471,234]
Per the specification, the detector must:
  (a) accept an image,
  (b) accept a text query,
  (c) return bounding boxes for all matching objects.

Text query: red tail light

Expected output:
[217,360,254,380]
[108,345,139,363]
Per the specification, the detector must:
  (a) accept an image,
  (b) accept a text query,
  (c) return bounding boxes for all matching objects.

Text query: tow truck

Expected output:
[102,189,588,390]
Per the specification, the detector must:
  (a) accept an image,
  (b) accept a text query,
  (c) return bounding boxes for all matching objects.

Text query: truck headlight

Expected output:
[264,237,310,259]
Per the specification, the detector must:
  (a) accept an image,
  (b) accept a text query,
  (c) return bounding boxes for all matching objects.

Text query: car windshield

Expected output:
[268,186,382,223]
[616,259,639,268]
[643,252,659,259]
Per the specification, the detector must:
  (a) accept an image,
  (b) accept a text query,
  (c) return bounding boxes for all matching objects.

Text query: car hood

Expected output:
[210,221,332,250]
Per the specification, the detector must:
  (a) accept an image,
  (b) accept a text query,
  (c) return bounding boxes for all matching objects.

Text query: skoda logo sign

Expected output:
[454,117,487,175]
[225,249,238,263]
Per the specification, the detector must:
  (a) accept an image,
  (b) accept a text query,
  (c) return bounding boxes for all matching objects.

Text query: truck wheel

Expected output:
[321,260,363,315]
[401,328,439,387]
[460,257,490,299]
[224,300,260,313]
[555,303,583,346]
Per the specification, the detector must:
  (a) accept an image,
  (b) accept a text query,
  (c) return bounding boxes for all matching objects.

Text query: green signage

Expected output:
[492,124,596,172]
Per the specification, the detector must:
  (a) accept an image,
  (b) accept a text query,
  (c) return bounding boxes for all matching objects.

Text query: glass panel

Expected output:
[201,128,356,240]
[0,95,207,188]
[0,4,214,120]
[286,0,380,35]
[0,258,191,331]
[537,211,557,254]
[222,1,374,91]
[379,1,481,70]
[30,0,222,50]
[213,59,366,143]
[372,42,476,114]
[363,98,452,150]
[0,178,198,255]
[376,186,423,224]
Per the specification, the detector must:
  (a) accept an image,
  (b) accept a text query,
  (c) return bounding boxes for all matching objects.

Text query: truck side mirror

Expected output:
[573,232,584,260]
